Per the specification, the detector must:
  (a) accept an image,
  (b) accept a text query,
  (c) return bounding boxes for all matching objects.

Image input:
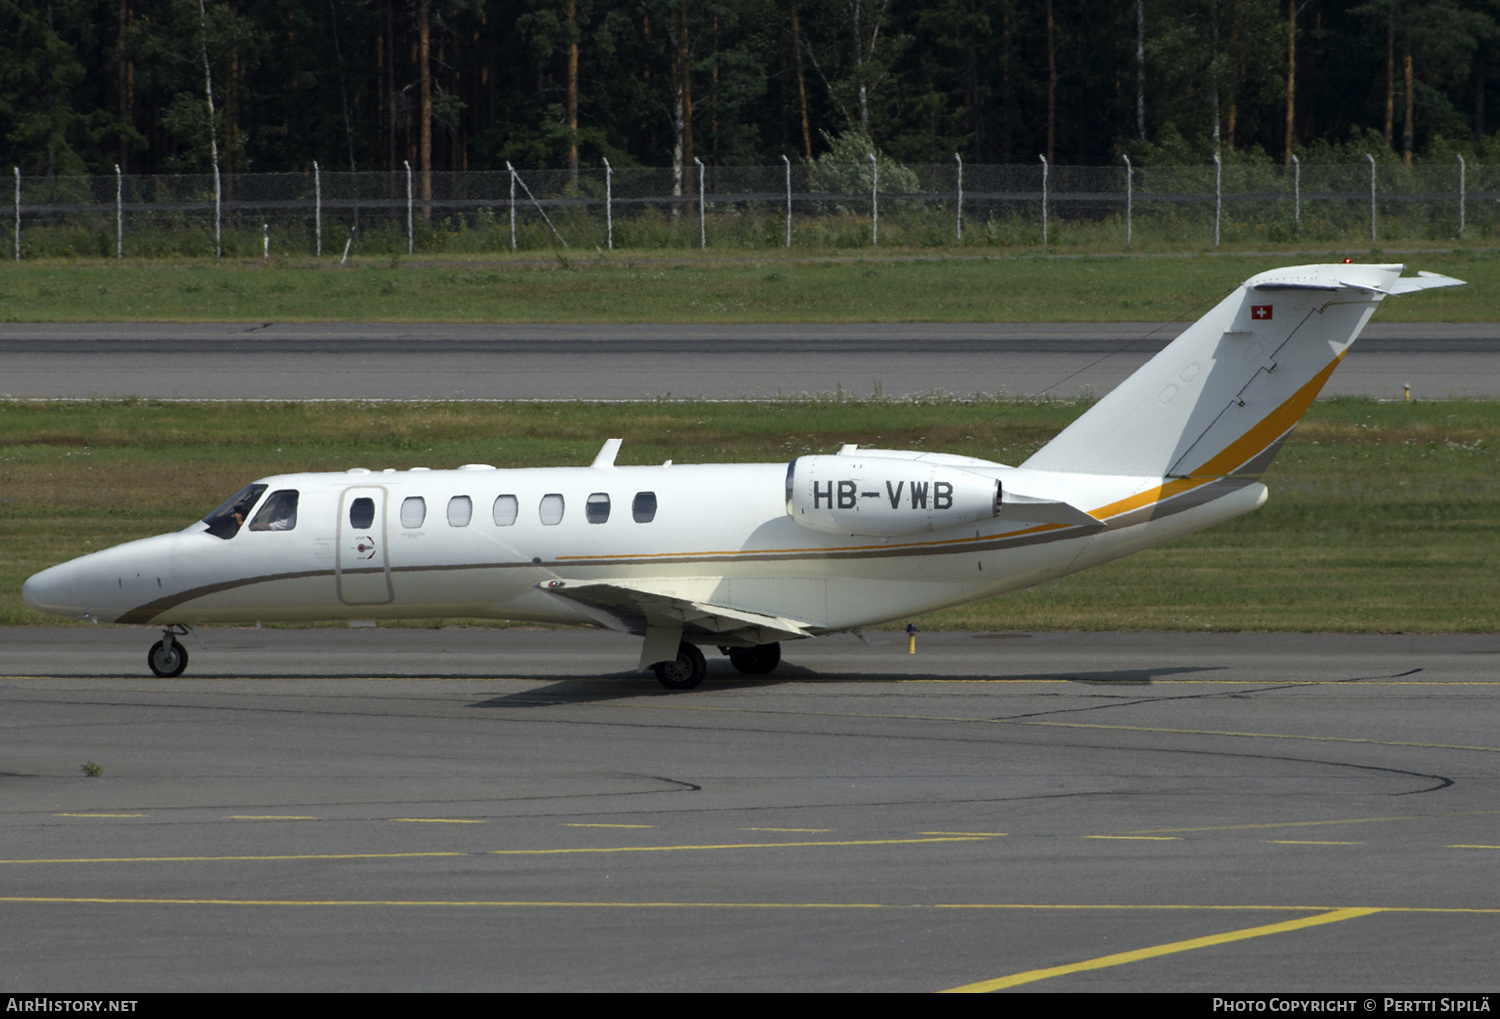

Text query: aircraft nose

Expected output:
[22,562,80,617]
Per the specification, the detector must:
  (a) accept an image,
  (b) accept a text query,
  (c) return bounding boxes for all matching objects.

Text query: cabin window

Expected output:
[249,490,299,532]
[493,494,518,526]
[585,493,611,524]
[202,483,268,539]
[349,497,375,529]
[447,496,472,527]
[400,496,426,528]
[539,493,565,525]
[632,491,658,523]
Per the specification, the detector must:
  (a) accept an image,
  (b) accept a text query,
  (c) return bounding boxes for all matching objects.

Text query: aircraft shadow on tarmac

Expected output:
[465,663,1224,708]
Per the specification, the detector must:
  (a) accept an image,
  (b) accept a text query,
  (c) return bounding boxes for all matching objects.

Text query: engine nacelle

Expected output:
[785,455,1002,536]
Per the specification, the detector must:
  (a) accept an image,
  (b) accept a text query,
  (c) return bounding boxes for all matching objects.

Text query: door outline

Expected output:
[337,486,394,605]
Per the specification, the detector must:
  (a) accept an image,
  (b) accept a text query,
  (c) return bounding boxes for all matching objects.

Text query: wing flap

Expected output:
[537,578,816,642]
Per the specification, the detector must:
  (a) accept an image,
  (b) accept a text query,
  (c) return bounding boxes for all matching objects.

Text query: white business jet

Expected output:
[24,263,1462,688]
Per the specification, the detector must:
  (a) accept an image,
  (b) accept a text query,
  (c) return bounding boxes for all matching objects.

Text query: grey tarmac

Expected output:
[2,626,1497,991]
[3,321,1499,400]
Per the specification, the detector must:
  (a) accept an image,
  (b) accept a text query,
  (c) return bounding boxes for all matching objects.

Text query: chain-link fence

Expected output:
[7,159,1496,259]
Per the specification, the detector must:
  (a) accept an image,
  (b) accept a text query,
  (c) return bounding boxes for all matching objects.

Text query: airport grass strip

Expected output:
[0,250,1495,323]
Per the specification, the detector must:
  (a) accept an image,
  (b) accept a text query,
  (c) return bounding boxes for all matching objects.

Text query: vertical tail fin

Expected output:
[1022,264,1463,479]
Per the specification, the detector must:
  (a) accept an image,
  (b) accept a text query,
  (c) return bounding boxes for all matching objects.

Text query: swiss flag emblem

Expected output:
[1251,305,1273,320]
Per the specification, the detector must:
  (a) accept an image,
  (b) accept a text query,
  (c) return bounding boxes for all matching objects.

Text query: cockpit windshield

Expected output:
[202,484,268,539]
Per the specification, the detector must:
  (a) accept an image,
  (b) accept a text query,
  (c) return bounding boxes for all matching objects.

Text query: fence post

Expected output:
[782,154,792,248]
[1366,153,1376,245]
[694,156,706,248]
[212,160,221,259]
[508,163,517,250]
[12,167,17,261]
[1291,153,1300,238]
[1213,152,1222,247]
[602,157,613,250]
[955,153,963,241]
[404,159,414,254]
[314,160,322,257]
[506,161,568,248]
[1457,153,1466,238]
[1122,154,1132,246]
[869,153,878,247]
[115,164,123,259]
[1039,155,1048,251]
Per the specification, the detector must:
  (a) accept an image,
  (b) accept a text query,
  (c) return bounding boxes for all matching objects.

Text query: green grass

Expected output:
[0,248,1495,323]
[4,397,1496,632]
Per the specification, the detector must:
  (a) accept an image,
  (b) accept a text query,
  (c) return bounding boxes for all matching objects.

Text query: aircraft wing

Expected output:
[537,578,816,668]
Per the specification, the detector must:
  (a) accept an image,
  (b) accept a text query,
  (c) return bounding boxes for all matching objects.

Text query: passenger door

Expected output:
[337,487,393,605]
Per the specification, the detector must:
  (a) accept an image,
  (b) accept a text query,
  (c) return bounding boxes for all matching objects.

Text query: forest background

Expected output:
[6,0,1500,188]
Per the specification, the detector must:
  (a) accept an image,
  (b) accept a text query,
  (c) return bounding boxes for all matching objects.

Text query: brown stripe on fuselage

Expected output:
[116,473,1258,624]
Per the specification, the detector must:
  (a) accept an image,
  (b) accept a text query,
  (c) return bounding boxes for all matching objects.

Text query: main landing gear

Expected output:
[653,641,706,690]
[727,642,781,675]
[650,641,784,690]
[147,625,190,678]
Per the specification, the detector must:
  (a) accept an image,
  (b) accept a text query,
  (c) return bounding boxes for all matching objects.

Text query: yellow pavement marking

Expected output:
[229,815,317,821]
[4,898,1498,918]
[486,837,987,856]
[940,907,1381,993]
[391,818,485,824]
[1267,840,1363,845]
[1126,814,1422,834]
[0,836,987,867]
[54,813,145,818]
[741,828,832,833]
[0,851,472,864]
[1085,835,1178,841]
[1449,844,1500,849]
[563,823,655,829]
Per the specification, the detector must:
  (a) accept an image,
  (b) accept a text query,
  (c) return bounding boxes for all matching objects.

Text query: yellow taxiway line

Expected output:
[940,907,1381,993]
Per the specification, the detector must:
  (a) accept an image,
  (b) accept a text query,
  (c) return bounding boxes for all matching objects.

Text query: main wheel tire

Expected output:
[148,639,188,678]
[729,642,781,675]
[653,641,707,690]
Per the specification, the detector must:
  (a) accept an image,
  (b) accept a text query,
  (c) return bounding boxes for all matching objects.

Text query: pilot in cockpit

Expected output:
[248,490,299,532]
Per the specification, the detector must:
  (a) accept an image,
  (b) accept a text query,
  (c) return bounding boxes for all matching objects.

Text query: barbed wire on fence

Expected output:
[6,159,1496,260]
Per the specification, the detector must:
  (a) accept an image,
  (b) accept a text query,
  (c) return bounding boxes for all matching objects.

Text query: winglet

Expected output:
[591,438,624,468]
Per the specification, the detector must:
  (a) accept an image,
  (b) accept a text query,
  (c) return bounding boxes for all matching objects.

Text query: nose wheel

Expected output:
[148,627,189,677]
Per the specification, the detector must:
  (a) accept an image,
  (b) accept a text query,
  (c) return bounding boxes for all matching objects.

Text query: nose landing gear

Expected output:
[148,625,190,677]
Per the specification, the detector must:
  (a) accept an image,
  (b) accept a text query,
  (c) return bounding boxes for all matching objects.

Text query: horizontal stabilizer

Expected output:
[1385,271,1466,295]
